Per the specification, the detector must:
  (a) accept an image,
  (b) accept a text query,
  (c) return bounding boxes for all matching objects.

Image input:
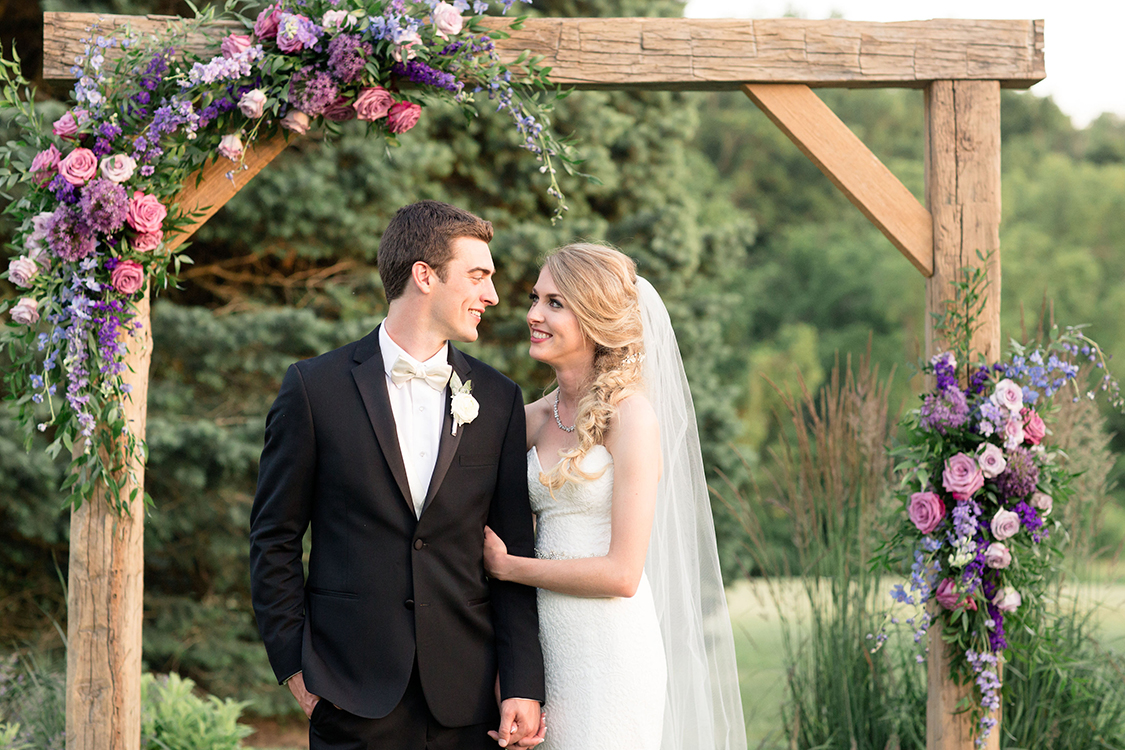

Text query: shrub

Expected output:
[141,673,253,750]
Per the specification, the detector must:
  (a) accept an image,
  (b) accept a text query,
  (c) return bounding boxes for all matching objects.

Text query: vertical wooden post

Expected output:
[923,80,1002,750]
[66,287,152,750]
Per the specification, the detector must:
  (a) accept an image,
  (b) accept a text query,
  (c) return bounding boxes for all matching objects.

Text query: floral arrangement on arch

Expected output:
[0,0,576,512]
[875,264,1123,746]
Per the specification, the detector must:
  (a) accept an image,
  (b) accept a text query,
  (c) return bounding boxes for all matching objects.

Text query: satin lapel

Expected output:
[420,346,473,516]
[351,327,413,510]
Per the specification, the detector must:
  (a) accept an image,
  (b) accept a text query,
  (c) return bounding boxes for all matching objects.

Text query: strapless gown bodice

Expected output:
[528,446,666,750]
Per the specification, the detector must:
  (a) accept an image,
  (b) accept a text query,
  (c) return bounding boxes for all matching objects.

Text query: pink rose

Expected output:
[320,10,356,32]
[907,491,945,535]
[221,33,252,59]
[58,148,98,186]
[111,260,145,295]
[942,452,984,501]
[131,230,164,253]
[30,144,61,183]
[991,378,1024,414]
[218,134,244,162]
[935,578,977,611]
[976,443,1007,479]
[984,542,1011,569]
[1022,408,1046,445]
[99,153,137,184]
[10,297,39,326]
[431,1,464,39]
[992,586,1021,613]
[387,101,422,134]
[1003,416,1025,450]
[53,111,79,139]
[323,97,356,122]
[990,508,1021,541]
[239,89,267,119]
[8,256,39,288]
[1030,491,1052,516]
[127,191,167,234]
[281,110,310,135]
[354,86,394,121]
[254,4,282,39]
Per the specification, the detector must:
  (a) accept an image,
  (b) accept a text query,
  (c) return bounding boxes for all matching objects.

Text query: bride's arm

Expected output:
[484,395,661,598]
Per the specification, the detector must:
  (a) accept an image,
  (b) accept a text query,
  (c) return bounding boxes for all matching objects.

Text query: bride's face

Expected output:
[527,266,596,369]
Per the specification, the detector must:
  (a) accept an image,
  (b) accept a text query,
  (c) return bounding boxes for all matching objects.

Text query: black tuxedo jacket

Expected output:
[249,326,545,725]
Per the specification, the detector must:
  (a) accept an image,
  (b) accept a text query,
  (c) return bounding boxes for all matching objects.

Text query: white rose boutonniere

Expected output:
[450,373,479,436]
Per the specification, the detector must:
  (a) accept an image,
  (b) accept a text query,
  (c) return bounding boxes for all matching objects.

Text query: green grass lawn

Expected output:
[727,577,1125,749]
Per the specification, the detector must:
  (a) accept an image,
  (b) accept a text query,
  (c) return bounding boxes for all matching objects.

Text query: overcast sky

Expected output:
[683,0,1124,127]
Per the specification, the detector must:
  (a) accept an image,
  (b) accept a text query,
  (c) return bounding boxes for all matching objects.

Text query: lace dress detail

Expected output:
[529,446,666,750]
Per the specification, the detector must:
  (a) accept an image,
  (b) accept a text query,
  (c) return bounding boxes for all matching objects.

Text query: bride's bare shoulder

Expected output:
[607,392,659,445]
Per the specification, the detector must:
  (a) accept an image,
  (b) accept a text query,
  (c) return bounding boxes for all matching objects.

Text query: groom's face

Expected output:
[430,236,498,343]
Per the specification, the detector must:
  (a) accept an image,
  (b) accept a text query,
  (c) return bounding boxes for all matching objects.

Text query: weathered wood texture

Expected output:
[66,288,152,750]
[743,83,933,276]
[166,133,290,254]
[924,79,1001,368]
[928,622,1001,750]
[43,13,1045,89]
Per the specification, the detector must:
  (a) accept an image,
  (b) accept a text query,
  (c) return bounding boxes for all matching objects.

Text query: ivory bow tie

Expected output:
[389,356,453,391]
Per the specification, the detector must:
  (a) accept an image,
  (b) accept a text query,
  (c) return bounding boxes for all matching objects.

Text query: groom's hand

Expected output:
[286,672,320,720]
[489,698,543,748]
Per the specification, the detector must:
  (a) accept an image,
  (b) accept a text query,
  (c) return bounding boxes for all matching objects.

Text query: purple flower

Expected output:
[920,385,969,433]
[327,33,372,83]
[1012,500,1047,542]
[44,206,96,262]
[392,60,462,93]
[993,446,1039,499]
[277,13,322,53]
[289,66,339,116]
[79,178,128,234]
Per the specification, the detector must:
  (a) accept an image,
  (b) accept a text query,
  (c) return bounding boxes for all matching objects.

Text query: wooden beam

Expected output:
[66,287,152,750]
[924,79,1002,749]
[43,13,1045,90]
[743,83,933,276]
[165,132,290,253]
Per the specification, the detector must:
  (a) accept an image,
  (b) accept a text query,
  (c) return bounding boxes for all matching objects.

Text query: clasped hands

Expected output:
[288,671,545,747]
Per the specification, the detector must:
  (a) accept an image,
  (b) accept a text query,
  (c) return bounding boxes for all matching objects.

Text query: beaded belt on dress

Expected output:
[536,549,600,561]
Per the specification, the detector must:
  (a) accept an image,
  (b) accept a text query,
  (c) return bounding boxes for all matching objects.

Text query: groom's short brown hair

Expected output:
[378,201,494,301]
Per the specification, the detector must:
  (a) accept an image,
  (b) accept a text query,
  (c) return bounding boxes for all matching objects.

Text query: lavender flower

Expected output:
[327,33,372,83]
[1012,500,1047,542]
[920,385,969,433]
[79,178,128,234]
[392,60,462,92]
[44,206,96,262]
[289,66,339,116]
[993,446,1039,499]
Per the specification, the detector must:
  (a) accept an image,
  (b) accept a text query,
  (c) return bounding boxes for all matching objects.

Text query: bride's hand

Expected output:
[483,525,511,580]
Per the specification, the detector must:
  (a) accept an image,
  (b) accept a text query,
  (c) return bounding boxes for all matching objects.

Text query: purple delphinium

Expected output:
[920,386,969,433]
[79,178,128,234]
[969,365,990,395]
[48,173,80,205]
[327,33,372,83]
[981,576,1008,652]
[994,446,1039,499]
[960,536,988,594]
[1012,500,1047,542]
[44,206,96,262]
[289,66,339,116]
[392,60,462,93]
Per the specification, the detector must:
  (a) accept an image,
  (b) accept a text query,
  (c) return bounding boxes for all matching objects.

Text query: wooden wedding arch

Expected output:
[42,12,1044,750]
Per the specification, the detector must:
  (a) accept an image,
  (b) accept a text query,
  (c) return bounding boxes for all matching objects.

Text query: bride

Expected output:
[483,243,746,750]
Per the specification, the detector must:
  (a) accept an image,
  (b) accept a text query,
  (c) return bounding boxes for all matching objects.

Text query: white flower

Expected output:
[948,538,976,568]
[281,110,310,135]
[238,89,267,119]
[990,508,1021,541]
[218,134,244,162]
[321,10,357,31]
[992,586,1022,613]
[450,373,478,435]
[99,153,137,183]
[991,378,1024,414]
[431,2,464,39]
[984,542,1011,569]
[1030,491,1053,516]
[977,443,1007,478]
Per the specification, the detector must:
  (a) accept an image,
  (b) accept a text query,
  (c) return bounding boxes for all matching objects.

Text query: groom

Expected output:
[250,201,545,749]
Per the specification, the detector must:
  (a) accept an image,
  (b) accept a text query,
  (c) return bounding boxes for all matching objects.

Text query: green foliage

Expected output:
[0,652,66,750]
[141,672,253,750]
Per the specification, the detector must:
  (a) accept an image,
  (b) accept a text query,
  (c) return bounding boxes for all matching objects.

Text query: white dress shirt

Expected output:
[379,324,448,518]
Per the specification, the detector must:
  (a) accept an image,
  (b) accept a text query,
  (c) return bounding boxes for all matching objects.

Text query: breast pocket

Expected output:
[458,454,499,468]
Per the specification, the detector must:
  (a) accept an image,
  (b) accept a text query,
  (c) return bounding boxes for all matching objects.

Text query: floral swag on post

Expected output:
[0,0,578,513]
[875,262,1124,747]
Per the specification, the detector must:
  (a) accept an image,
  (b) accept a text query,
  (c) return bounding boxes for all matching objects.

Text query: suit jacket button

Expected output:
[405,599,414,610]
[413,538,424,550]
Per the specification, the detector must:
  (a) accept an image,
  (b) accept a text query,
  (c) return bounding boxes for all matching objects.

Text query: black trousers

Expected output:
[308,662,499,750]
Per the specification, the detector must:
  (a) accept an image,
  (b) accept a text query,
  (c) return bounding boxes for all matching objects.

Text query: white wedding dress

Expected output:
[529,445,667,750]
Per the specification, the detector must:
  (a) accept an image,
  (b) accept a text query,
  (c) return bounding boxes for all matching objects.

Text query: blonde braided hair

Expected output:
[540,243,645,490]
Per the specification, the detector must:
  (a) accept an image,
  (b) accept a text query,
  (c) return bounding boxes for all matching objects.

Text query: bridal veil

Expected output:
[636,277,748,750]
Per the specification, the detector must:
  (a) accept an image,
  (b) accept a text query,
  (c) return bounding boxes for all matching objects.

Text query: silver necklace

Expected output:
[553,391,575,433]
